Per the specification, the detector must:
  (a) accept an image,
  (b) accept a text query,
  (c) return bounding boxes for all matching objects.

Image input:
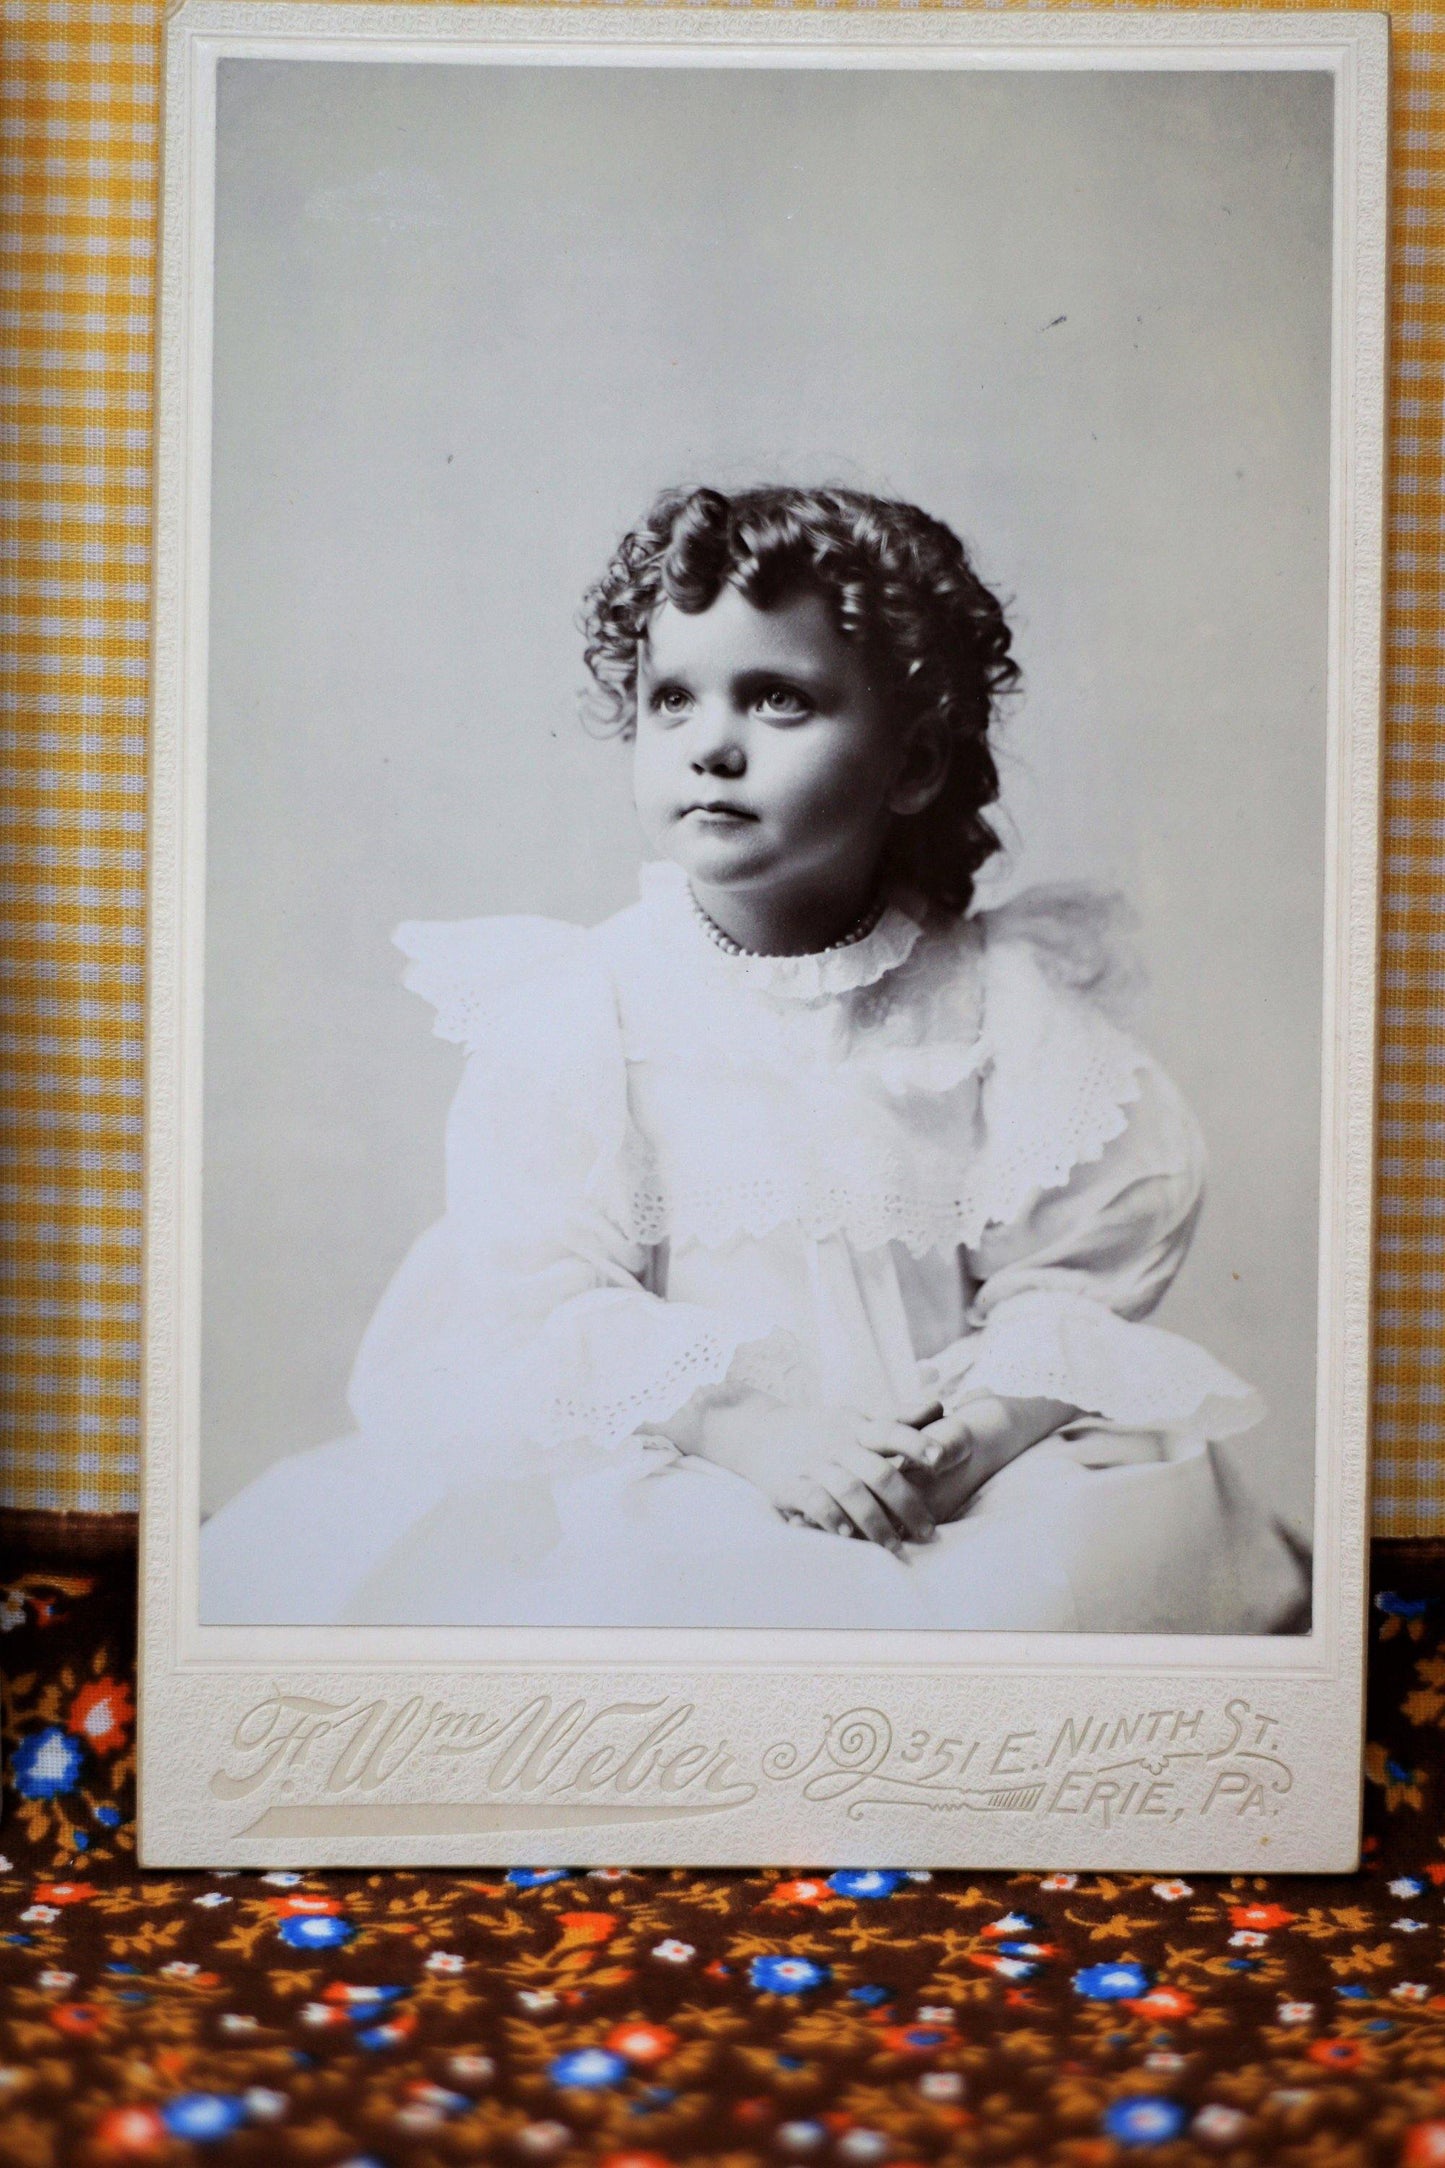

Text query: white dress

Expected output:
[200,862,1307,1633]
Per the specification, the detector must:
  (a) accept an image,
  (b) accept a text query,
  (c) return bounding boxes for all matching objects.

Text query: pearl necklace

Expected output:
[687,886,887,959]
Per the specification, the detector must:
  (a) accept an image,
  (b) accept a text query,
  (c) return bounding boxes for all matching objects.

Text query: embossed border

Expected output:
[141,4,1386,1870]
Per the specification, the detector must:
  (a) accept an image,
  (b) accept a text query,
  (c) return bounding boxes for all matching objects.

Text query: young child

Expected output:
[201,484,1308,1631]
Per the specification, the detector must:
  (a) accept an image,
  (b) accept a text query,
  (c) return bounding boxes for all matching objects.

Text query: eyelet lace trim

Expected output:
[921,1292,1262,1436]
[543,1320,792,1455]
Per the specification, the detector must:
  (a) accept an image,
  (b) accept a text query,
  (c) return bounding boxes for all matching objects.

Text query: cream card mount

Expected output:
[142,4,1385,1868]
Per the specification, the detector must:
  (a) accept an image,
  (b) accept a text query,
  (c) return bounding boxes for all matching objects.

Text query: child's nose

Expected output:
[691,740,745,777]
[689,705,745,775]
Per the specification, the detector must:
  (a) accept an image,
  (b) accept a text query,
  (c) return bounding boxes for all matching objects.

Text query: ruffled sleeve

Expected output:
[346,918,779,1485]
[920,928,1262,1440]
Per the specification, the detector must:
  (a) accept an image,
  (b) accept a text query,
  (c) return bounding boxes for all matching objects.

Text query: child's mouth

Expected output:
[683,803,758,824]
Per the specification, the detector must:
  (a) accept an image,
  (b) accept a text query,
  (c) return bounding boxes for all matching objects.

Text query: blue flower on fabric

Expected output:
[161,2095,248,2141]
[355,2022,408,2051]
[1376,1592,1430,1618]
[1337,1984,1372,2000]
[95,1805,122,1829]
[849,1985,892,2006]
[1102,2098,1187,2145]
[750,1955,831,1995]
[827,1870,903,1900]
[550,2048,628,2090]
[12,1727,84,1800]
[506,1868,571,1888]
[278,1914,353,1951]
[1074,1961,1152,2002]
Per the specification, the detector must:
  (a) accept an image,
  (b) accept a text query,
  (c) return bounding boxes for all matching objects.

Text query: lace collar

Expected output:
[637,860,926,1002]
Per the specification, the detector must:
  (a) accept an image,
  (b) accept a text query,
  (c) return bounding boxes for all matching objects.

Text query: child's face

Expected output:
[633,583,921,913]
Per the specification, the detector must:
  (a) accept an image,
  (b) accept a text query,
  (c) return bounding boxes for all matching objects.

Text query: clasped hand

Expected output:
[677,1389,1076,1556]
[680,1387,1039,1560]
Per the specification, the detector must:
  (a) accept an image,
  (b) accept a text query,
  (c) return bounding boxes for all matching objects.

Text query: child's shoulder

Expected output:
[971,883,1142,1030]
[394,909,616,1056]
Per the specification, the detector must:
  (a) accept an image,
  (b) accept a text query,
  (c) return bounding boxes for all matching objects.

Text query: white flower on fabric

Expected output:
[425,1951,465,1974]
[837,2133,890,2164]
[514,2124,571,2158]
[395,2104,446,2134]
[220,2013,259,2035]
[651,1938,695,1964]
[1395,1917,1429,1934]
[245,2089,287,2122]
[1392,1982,1430,2002]
[1277,2001,1315,2026]
[517,1988,560,2013]
[1193,2105,1248,2143]
[1152,1879,1193,1902]
[1390,1876,1425,1898]
[1229,1930,1267,1948]
[193,1892,231,1909]
[37,1969,76,1993]
[918,2073,964,2102]
[261,1871,302,1887]
[448,2053,495,2085]
[1039,1872,1077,1891]
[20,1906,58,1925]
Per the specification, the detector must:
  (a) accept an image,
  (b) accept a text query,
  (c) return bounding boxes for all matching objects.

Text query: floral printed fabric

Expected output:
[3,1542,1445,2166]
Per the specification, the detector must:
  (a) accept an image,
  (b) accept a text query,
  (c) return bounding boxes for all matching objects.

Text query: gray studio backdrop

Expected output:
[202,59,1333,1544]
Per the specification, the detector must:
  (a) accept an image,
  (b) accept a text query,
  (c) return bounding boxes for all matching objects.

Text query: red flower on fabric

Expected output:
[1307,2039,1365,2071]
[771,1878,831,1906]
[90,2104,166,2154]
[879,2023,952,2056]
[556,1911,618,1945]
[1128,1986,1197,2021]
[67,1677,133,1754]
[605,2022,678,2065]
[51,2002,106,2037]
[34,1881,94,1905]
[1229,1902,1295,1931]
[1403,2123,1445,2167]
[270,1894,344,1917]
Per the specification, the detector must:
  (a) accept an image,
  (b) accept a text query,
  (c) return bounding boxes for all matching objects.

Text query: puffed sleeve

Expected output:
[920,931,1262,1439]
[345,918,776,1484]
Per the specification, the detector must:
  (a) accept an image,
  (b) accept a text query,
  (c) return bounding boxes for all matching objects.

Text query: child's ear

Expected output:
[888,724,951,818]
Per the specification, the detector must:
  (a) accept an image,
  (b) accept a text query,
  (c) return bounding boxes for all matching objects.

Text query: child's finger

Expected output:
[915,1418,974,1474]
[833,1447,937,1547]
[862,1415,947,1467]
[899,1399,945,1429]
[818,1464,907,1555]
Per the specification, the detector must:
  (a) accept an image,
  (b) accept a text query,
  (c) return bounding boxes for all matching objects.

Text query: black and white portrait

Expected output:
[193,53,1333,1634]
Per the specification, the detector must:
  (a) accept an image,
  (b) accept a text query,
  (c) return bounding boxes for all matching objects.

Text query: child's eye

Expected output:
[755,685,812,720]
[651,684,692,717]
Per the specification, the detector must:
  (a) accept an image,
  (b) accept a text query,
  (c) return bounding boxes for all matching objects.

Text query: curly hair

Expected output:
[581,483,1017,915]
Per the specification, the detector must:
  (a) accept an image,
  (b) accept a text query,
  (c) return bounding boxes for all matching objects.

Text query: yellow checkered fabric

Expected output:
[0,0,1440,1532]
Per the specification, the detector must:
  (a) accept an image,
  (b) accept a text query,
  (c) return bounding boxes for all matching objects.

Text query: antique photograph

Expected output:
[141,5,1383,1870]
[190,43,1336,1635]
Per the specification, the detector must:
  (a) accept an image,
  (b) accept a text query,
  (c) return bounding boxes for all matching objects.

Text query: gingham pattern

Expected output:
[0,0,1438,1530]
